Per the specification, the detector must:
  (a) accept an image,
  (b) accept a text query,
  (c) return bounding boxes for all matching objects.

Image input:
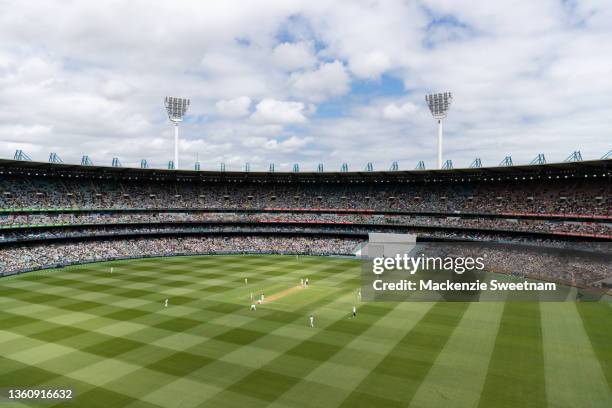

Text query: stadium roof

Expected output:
[0,158,609,182]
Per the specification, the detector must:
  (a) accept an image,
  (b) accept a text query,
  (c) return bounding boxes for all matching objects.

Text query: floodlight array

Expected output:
[165,97,190,122]
[425,92,452,119]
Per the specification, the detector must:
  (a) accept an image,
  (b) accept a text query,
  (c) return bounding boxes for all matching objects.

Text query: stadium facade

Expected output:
[0,157,609,288]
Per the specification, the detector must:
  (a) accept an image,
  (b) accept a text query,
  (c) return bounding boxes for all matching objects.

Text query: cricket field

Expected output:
[0,255,610,407]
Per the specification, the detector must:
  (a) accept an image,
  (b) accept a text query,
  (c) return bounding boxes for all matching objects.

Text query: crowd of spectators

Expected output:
[1,223,608,255]
[0,236,363,275]
[1,234,608,289]
[0,171,608,287]
[418,230,611,252]
[491,250,610,287]
[0,225,364,242]
[423,243,611,288]
[0,175,608,215]
[0,211,609,238]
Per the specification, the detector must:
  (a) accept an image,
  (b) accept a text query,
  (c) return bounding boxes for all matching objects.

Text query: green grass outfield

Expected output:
[0,255,610,408]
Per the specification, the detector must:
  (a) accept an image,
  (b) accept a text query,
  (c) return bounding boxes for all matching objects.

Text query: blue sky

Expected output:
[0,0,610,171]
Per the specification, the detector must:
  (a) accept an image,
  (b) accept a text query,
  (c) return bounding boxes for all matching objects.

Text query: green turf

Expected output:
[0,255,610,407]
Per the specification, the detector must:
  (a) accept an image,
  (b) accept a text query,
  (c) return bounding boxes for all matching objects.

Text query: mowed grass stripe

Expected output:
[1,261,277,374]
[1,262,382,408]
[117,281,361,405]
[410,302,505,408]
[478,302,546,408]
[0,256,356,406]
[199,297,400,407]
[213,259,359,307]
[153,256,357,305]
[338,302,470,407]
[9,256,343,340]
[576,303,612,389]
[190,262,360,400]
[269,302,436,408]
[540,303,611,408]
[99,259,362,403]
[209,264,361,353]
[226,258,356,298]
[2,255,611,408]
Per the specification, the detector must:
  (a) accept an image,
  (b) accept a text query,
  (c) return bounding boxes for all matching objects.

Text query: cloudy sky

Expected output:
[0,0,611,171]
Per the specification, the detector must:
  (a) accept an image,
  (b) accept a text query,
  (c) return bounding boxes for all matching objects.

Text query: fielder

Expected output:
[164,298,168,308]
[244,278,248,286]
[250,303,256,311]
[309,314,314,328]
[305,278,309,288]
[352,305,357,318]
[110,267,113,274]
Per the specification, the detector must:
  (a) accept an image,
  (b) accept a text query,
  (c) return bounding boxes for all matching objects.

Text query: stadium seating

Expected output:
[0,159,609,281]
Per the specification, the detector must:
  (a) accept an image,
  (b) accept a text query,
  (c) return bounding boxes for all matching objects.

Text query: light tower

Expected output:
[164,96,190,170]
[425,92,452,169]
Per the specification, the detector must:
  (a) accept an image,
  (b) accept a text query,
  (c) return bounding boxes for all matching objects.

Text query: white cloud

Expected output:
[0,0,610,169]
[349,51,391,79]
[215,96,252,118]
[243,135,310,152]
[251,99,309,124]
[272,41,317,71]
[289,60,350,102]
[382,102,419,121]
[0,124,53,142]
[101,79,134,99]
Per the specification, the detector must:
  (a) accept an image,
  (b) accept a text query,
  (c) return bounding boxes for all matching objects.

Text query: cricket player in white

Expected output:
[250,303,256,311]
[110,267,113,274]
[305,278,309,288]
[244,278,248,286]
[309,314,314,328]
[260,293,265,303]
[164,299,168,308]
[352,305,357,318]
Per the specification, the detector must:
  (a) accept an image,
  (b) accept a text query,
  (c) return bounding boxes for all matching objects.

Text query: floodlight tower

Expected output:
[425,92,452,169]
[164,96,190,170]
